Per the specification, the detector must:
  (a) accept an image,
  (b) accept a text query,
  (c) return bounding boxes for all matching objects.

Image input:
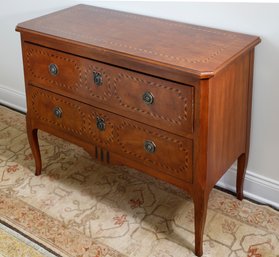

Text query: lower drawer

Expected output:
[28,86,193,183]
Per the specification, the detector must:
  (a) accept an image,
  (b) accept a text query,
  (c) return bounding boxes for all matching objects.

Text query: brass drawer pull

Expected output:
[96,117,105,131]
[93,71,102,86]
[49,63,59,76]
[144,140,156,153]
[142,91,154,105]
[53,106,62,118]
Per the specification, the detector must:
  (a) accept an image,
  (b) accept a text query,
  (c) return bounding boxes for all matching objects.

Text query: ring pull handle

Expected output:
[96,117,105,131]
[53,106,62,118]
[142,92,154,105]
[144,140,156,153]
[93,71,103,86]
[49,63,59,76]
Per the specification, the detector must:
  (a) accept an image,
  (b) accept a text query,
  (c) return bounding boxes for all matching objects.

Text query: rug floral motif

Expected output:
[0,105,279,257]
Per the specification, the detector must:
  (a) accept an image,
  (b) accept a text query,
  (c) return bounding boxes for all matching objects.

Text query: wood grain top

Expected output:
[16,4,260,78]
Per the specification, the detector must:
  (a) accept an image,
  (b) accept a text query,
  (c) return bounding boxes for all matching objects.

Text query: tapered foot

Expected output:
[236,153,247,200]
[193,190,209,257]
[26,117,42,176]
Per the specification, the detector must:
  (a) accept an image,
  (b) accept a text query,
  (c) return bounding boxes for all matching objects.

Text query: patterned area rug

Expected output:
[0,105,279,257]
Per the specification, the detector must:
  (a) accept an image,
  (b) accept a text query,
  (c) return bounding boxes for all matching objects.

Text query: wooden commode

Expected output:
[16,5,260,256]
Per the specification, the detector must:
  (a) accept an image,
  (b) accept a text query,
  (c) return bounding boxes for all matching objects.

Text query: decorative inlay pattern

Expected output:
[30,88,86,136]
[30,88,115,146]
[84,64,112,101]
[114,73,190,126]
[25,46,83,91]
[114,120,191,181]
[28,5,237,66]
[26,44,112,104]
[80,6,235,37]
[86,112,114,146]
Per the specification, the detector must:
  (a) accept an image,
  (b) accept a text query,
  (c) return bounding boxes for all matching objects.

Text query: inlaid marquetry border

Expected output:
[24,5,238,65]
[114,120,192,182]
[114,72,191,126]
[25,46,83,92]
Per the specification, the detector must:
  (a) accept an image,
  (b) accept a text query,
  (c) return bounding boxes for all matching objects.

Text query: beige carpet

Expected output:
[0,105,278,257]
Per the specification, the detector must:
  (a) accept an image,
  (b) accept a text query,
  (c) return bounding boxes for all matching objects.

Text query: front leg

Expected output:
[26,116,42,176]
[193,190,209,257]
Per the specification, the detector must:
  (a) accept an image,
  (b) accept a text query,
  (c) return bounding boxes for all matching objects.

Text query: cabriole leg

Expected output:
[26,116,42,176]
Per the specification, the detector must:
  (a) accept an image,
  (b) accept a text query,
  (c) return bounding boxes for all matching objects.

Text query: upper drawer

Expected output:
[23,43,193,136]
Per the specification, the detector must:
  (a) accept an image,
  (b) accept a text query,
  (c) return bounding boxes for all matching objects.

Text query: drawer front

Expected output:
[24,43,113,105]
[28,86,193,183]
[24,43,193,136]
[114,120,193,183]
[28,86,114,147]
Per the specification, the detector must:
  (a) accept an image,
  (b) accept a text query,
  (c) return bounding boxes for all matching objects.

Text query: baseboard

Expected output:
[0,84,26,113]
[217,166,279,209]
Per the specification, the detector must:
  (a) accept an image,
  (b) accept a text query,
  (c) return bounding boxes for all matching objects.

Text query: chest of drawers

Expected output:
[16,5,260,256]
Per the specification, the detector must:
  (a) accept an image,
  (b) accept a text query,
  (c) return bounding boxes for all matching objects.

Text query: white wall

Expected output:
[1,1,279,207]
